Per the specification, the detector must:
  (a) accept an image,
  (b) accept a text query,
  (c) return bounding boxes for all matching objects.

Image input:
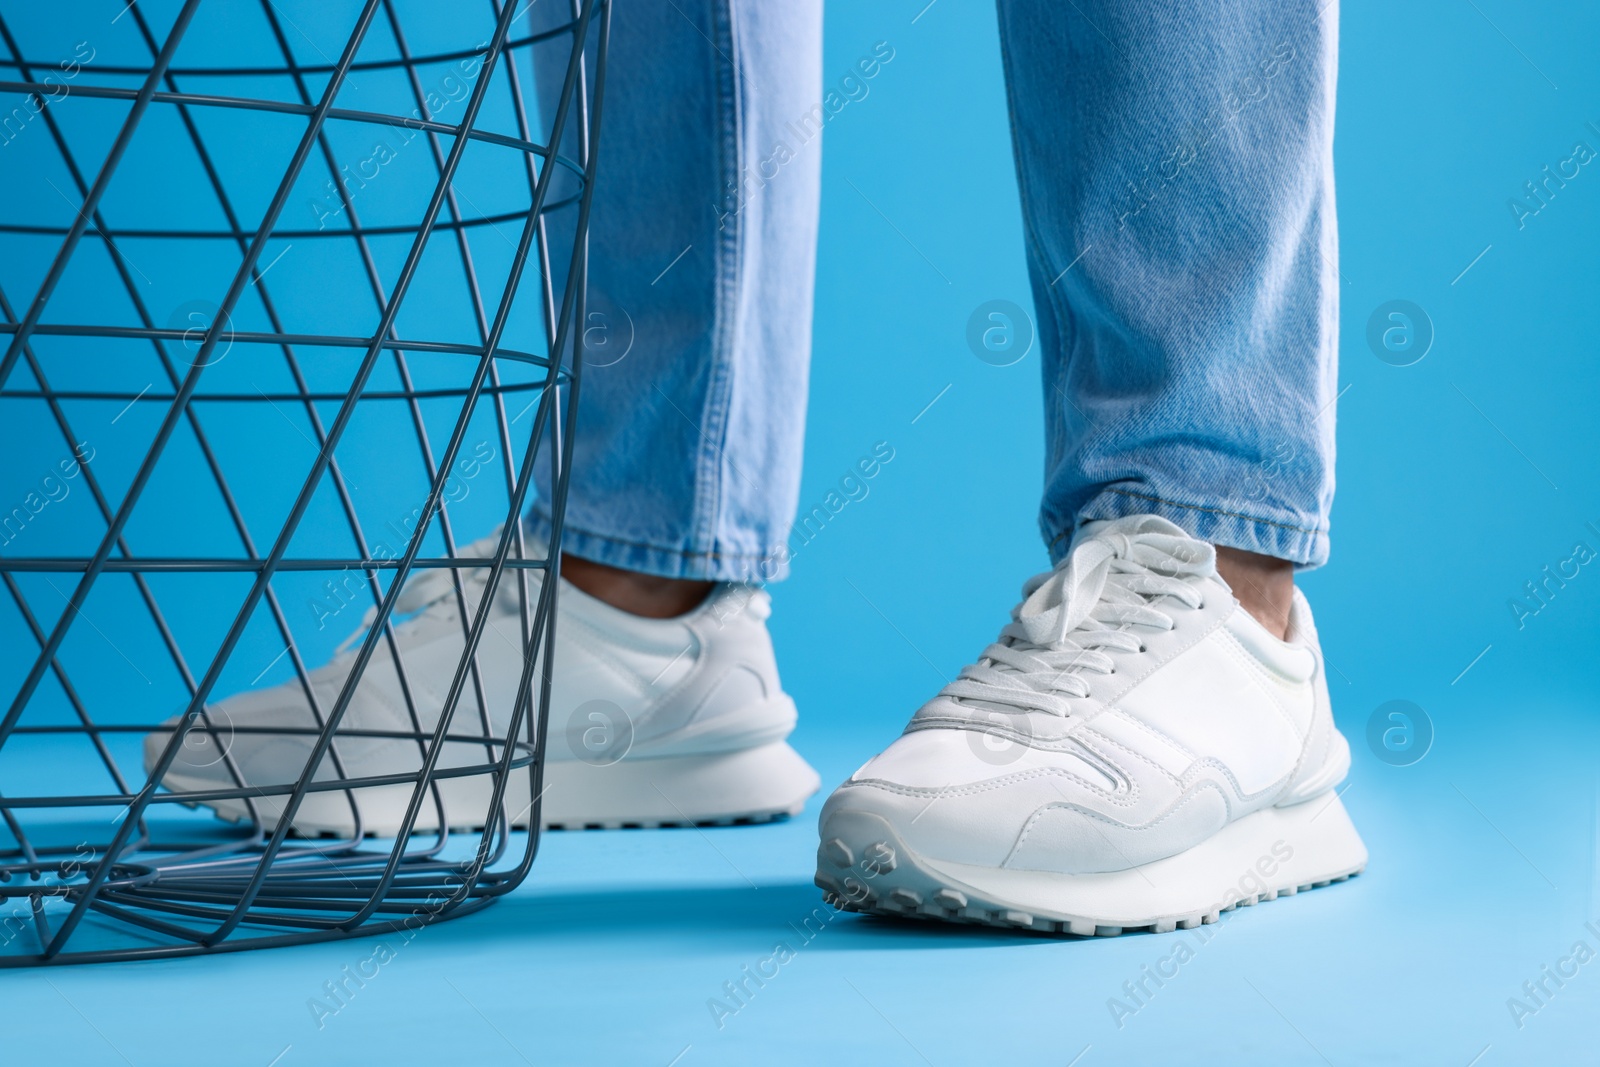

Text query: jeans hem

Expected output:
[1046,486,1330,569]
[527,510,788,583]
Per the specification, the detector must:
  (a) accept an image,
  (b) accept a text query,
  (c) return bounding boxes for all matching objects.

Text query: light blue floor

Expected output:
[7,1,1600,1064]
[6,714,1597,1065]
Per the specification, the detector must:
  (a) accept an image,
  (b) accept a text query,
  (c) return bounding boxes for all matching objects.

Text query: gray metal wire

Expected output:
[0,0,609,964]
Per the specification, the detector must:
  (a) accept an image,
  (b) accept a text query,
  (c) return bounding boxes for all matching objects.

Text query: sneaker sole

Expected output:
[161,740,821,838]
[814,791,1366,936]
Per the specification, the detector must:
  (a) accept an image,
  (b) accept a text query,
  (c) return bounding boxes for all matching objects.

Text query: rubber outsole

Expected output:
[159,740,820,838]
[184,798,809,838]
[814,792,1366,937]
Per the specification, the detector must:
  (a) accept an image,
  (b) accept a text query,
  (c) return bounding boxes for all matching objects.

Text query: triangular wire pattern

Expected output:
[0,0,608,964]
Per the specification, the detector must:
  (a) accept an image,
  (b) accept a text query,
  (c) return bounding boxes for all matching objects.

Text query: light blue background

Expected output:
[3,1,1600,1064]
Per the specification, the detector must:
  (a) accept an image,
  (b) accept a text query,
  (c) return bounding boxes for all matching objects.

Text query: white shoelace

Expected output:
[332,528,514,655]
[941,516,1215,718]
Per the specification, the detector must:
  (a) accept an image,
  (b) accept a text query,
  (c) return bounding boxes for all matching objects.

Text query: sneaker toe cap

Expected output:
[821,727,1230,874]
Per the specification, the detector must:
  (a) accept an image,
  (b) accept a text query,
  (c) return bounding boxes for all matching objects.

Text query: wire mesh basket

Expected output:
[0,0,608,964]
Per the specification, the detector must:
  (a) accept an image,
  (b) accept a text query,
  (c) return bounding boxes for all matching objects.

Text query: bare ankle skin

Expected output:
[560,553,714,619]
[1213,545,1294,641]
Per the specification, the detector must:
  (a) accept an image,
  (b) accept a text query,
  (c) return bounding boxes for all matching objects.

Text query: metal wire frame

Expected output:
[0,0,610,964]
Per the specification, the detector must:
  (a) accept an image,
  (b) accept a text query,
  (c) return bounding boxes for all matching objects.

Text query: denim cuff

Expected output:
[1049,486,1330,570]
[526,508,790,584]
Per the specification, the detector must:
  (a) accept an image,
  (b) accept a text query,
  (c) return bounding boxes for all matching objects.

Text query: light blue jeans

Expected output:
[532,0,1339,579]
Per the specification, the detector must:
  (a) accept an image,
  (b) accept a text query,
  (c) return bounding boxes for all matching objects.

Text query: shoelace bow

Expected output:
[941,519,1215,718]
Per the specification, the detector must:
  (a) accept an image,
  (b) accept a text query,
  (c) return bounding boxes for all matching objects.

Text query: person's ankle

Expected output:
[1212,545,1294,641]
[560,553,714,619]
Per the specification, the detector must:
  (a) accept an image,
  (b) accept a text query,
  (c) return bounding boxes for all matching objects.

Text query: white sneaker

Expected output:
[815,515,1365,935]
[144,531,819,836]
